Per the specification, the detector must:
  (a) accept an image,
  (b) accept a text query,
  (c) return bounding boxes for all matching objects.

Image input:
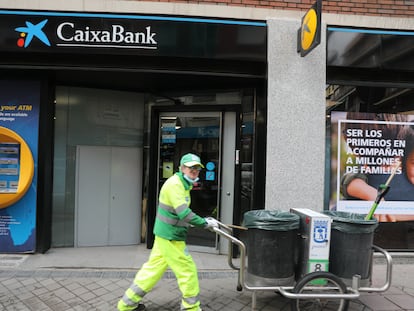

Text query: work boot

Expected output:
[133,303,146,311]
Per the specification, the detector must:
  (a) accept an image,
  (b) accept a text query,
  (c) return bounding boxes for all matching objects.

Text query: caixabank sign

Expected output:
[0,10,266,60]
[17,20,157,48]
[56,23,156,47]
[3,13,162,53]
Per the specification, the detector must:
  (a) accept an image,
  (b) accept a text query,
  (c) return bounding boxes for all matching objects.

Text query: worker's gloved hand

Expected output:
[204,217,219,230]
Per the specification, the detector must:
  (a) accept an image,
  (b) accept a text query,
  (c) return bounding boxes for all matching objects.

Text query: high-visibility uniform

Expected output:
[118,172,207,311]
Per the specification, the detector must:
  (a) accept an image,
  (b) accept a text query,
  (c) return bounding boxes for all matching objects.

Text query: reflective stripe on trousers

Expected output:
[117,236,201,311]
[181,295,202,310]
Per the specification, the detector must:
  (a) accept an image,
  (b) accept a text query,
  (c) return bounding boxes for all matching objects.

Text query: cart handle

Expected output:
[358,244,393,293]
[213,222,294,293]
[212,224,246,272]
[212,222,246,289]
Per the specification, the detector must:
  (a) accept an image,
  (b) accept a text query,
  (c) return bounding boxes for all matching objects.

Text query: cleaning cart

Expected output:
[213,208,393,311]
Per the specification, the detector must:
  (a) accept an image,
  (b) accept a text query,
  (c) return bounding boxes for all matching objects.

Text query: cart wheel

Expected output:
[291,271,349,311]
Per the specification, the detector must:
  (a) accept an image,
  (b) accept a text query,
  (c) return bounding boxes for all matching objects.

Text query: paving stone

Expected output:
[359,294,403,310]
[385,294,414,309]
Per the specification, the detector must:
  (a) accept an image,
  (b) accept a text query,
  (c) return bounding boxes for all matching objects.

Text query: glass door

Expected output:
[158,111,235,252]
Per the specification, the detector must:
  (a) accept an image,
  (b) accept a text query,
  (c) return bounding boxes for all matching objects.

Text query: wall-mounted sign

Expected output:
[161,120,176,144]
[205,161,216,181]
[297,0,322,57]
[329,111,414,222]
[0,10,266,61]
[0,81,39,253]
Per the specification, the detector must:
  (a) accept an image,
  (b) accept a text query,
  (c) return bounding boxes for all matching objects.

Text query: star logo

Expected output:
[300,8,317,51]
[15,19,51,48]
[302,16,311,35]
[297,0,321,57]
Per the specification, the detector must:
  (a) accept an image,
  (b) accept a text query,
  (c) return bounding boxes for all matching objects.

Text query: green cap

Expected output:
[180,153,204,168]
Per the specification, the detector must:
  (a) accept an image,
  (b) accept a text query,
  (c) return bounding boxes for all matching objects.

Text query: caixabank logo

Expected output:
[15,19,51,48]
[55,22,157,48]
[13,17,158,50]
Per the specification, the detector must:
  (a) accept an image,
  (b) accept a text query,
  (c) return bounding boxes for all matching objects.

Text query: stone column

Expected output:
[266,18,327,212]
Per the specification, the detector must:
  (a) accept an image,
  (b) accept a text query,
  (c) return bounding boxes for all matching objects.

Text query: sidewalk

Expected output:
[0,245,414,310]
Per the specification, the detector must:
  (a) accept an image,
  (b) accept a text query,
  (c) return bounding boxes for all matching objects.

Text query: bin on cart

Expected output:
[243,209,300,286]
[323,211,378,286]
[212,209,393,311]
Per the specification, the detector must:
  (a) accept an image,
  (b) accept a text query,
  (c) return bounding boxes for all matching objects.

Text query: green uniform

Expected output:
[155,172,207,240]
[118,172,207,311]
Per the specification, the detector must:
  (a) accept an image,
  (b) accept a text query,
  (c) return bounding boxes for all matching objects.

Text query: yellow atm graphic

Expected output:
[0,126,34,209]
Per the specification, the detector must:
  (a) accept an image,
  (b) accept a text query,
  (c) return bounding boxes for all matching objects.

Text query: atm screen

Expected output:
[0,142,20,193]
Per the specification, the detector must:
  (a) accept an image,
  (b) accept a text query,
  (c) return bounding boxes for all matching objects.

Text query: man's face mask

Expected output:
[183,174,199,184]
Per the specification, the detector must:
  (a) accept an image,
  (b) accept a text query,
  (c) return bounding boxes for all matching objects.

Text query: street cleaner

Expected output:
[117,153,219,311]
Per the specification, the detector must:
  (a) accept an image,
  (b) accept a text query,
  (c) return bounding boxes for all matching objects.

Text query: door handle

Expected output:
[226,192,231,196]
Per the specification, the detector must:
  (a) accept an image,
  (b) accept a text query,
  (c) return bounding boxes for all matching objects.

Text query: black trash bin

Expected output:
[323,211,378,285]
[243,209,300,285]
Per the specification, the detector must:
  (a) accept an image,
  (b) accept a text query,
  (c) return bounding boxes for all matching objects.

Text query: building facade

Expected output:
[1,1,414,253]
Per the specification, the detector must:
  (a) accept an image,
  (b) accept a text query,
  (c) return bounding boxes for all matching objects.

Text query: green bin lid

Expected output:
[243,209,300,231]
[323,211,378,234]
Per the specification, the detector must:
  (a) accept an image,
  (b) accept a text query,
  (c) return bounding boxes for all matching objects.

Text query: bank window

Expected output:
[326,84,414,251]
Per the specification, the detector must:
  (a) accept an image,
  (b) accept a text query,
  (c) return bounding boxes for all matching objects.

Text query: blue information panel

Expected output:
[0,80,39,253]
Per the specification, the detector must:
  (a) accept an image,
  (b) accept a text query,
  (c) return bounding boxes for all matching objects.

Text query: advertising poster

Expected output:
[0,80,39,253]
[329,111,414,222]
